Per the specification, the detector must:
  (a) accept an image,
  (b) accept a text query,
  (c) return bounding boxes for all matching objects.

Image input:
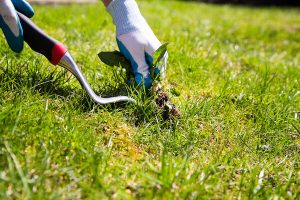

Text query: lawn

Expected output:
[0,0,300,199]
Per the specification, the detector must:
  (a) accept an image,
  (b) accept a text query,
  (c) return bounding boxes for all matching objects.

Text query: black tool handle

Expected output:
[17,12,67,65]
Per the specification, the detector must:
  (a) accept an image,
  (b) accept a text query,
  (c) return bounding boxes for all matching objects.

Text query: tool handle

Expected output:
[17,12,67,65]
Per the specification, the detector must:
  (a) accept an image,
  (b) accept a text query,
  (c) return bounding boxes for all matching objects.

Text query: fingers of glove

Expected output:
[12,0,34,18]
[0,0,23,52]
[145,52,153,69]
[117,34,152,88]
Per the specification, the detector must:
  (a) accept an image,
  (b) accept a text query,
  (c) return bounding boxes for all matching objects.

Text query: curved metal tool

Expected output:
[58,52,136,104]
[17,12,136,105]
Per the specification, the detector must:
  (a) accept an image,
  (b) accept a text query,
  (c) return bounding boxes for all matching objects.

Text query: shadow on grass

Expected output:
[0,60,72,96]
[0,58,132,112]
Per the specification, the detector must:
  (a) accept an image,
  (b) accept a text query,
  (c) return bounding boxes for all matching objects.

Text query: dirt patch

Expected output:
[154,83,181,121]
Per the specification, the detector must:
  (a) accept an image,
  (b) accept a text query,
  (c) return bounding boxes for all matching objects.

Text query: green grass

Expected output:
[1,1,300,199]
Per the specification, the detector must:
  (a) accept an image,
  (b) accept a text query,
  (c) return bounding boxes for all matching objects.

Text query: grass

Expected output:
[0,0,300,199]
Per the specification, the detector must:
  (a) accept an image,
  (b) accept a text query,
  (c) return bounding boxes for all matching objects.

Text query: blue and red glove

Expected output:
[0,0,34,53]
[107,0,168,89]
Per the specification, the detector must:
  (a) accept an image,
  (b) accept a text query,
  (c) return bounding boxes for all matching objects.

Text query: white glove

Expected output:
[107,0,168,88]
[0,0,34,53]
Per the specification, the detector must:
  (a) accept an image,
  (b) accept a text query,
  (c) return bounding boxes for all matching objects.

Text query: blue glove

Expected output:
[0,0,34,53]
[107,0,168,89]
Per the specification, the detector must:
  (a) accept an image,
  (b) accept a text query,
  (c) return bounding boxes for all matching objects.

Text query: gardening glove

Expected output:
[0,0,34,53]
[107,0,168,89]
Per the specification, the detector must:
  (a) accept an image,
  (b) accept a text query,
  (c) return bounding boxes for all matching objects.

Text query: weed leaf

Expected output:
[153,43,168,67]
[98,51,131,71]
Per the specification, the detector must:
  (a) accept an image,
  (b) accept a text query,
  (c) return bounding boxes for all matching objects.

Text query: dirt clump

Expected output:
[154,83,181,120]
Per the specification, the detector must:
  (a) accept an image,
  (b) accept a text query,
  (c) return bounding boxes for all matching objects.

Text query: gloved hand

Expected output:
[0,0,34,53]
[107,0,168,88]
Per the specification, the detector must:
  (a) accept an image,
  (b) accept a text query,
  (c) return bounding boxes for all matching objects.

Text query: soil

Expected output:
[154,83,181,120]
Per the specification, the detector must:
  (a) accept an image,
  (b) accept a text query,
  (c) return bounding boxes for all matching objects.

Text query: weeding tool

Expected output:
[17,12,136,105]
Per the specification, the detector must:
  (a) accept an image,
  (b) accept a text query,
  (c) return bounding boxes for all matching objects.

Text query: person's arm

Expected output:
[0,0,34,53]
[101,0,168,88]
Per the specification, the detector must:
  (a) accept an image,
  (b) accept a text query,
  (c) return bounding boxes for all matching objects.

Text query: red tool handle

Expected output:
[17,12,67,65]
